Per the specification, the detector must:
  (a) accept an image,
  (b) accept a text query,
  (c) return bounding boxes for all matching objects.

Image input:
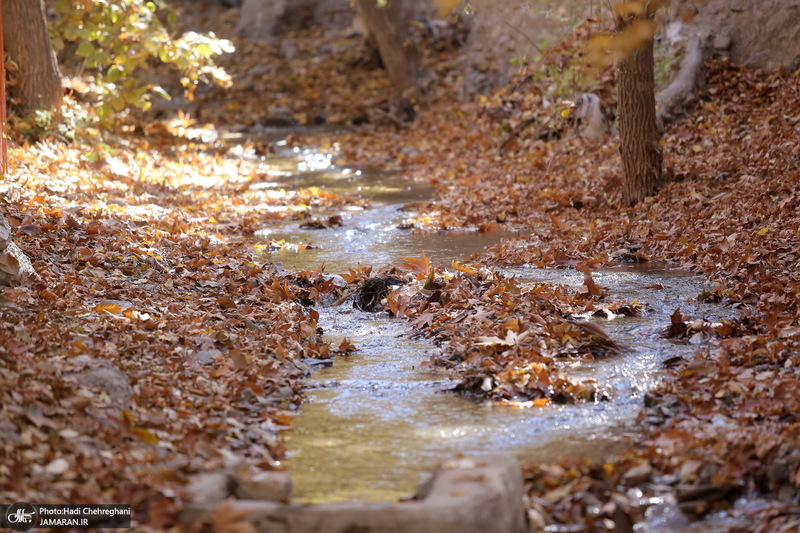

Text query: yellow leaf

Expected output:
[94,302,123,314]
[757,227,769,236]
[133,426,159,444]
[120,409,135,428]
[434,0,461,16]
[586,19,657,67]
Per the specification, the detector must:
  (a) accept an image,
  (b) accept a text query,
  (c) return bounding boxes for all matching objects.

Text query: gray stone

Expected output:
[195,348,223,365]
[0,419,20,443]
[181,454,527,533]
[0,214,10,251]
[233,469,292,502]
[685,0,800,71]
[623,462,653,485]
[263,107,298,127]
[188,472,235,505]
[75,366,134,408]
[0,240,35,287]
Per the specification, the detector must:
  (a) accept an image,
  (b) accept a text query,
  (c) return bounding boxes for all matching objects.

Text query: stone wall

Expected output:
[460,0,800,95]
[234,0,433,41]
[684,0,800,70]
[459,0,586,95]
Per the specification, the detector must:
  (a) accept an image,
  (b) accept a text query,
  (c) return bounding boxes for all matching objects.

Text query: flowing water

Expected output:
[232,140,736,504]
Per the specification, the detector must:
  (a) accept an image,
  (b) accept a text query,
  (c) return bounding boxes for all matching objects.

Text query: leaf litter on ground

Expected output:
[3,1,800,530]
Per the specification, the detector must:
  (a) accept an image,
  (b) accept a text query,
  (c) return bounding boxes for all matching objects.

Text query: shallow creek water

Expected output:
[237,142,736,504]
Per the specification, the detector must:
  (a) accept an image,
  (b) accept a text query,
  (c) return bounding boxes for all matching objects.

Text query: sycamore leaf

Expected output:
[398,252,432,279]
[339,338,357,353]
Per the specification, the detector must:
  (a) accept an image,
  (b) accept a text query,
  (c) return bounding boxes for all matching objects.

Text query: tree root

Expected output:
[656,34,707,126]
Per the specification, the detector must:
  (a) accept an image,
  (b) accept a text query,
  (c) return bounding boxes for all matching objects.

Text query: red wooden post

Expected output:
[0,0,7,178]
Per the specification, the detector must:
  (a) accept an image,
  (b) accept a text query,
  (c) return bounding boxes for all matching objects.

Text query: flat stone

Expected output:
[234,469,292,502]
[181,454,527,533]
[0,240,35,287]
[301,358,333,368]
[188,472,235,505]
[75,366,133,408]
[623,462,654,485]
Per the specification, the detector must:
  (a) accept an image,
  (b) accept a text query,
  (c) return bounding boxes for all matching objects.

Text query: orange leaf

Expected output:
[339,338,357,353]
[434,0,461,16]
[273,412,294,426]
[533,398,551,408]
[398,252,431,278]
[451,260,477,275]
[94,302,123,314]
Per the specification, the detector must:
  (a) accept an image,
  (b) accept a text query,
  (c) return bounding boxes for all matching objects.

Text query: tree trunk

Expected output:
[3,0,63,116]
[356,0,420,121]
[616,12,662,205]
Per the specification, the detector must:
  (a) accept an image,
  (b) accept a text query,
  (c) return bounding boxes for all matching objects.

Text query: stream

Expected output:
[231,138,736,505]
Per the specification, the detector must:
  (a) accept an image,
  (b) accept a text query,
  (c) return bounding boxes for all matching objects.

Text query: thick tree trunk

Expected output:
[3,0,63,116]
[356,0,420,121]
[616,14,662,205]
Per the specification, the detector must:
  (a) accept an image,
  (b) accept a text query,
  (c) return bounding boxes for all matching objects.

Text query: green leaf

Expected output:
[76,41,96,58]
[195,42,213,58]
[106,65,123,83]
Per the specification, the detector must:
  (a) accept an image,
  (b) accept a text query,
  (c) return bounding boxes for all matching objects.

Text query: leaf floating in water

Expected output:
[666,308,688,338]
[338,338,357,353]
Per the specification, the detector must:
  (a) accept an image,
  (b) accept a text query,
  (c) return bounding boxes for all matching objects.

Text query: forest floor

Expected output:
[2,2,800,531]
